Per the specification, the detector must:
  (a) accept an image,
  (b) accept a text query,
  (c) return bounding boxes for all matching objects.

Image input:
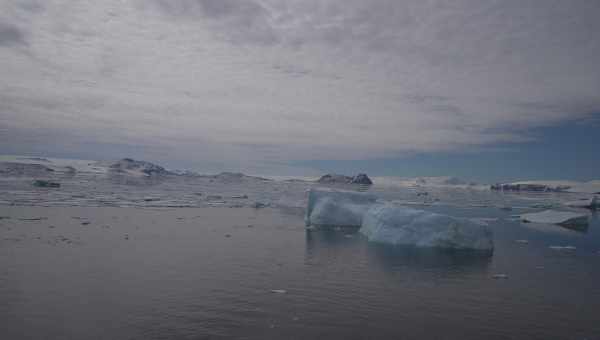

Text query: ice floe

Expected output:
[520,210,589,227]
[565,196,599,210]
[491,180,600,194]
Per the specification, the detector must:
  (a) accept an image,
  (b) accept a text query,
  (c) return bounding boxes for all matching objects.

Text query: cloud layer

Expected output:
[1,0,599,172]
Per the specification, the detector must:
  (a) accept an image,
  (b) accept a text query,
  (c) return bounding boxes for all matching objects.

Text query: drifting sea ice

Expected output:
[520,210,589,227]
[565,196,599,210]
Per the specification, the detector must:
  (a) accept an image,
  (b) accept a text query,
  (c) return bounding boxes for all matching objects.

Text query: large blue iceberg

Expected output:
[306,189,494,252]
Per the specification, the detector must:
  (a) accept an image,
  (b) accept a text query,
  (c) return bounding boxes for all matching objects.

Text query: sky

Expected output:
[0,0,599,181]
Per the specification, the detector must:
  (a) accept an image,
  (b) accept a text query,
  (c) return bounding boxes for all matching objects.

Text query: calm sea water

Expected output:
[1,170,600,339]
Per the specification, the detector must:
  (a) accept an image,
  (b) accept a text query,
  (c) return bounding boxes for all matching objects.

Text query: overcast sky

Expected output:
[1,0,599,177]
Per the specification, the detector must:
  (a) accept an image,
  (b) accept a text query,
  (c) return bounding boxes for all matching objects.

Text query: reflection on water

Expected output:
[305,227,491,280]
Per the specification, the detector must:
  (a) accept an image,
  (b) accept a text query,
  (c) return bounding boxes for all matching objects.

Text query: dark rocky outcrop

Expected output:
[317,173,373,185]
[350,173,373,185]
[108,158,173,176]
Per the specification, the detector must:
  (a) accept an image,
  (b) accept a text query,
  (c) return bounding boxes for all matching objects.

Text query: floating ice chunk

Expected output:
[549,245,576,251]
[491,182,570,192]
[520,210,589,227]
[359,204,494,252]
[270,289,287,294]
[565,196,599,210]
[305,188,377,227]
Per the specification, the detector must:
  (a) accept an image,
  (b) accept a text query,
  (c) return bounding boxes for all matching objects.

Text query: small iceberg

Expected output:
[565,196,599,210]
[520,210,589,227]
[360,204,494,252]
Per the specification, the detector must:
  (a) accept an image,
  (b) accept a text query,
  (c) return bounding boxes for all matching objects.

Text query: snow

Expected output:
[305,188,377,227]
[359,204,494,252]
[520,210,589,227]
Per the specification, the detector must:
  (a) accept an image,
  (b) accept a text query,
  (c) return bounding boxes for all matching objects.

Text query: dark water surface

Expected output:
[1,206,599,340]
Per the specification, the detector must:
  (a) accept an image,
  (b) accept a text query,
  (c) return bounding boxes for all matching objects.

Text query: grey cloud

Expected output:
[16,0,45,14]
[151,0,279,44]
[0,22,26,46]
[1,0,600,171]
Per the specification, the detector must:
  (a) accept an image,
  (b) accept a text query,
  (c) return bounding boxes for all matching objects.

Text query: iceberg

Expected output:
[520,210,589,227]
[305,188,377,227]
[360,204,494,252]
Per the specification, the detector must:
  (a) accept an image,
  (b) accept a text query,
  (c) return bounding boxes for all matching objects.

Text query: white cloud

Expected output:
[0,0,599,172]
